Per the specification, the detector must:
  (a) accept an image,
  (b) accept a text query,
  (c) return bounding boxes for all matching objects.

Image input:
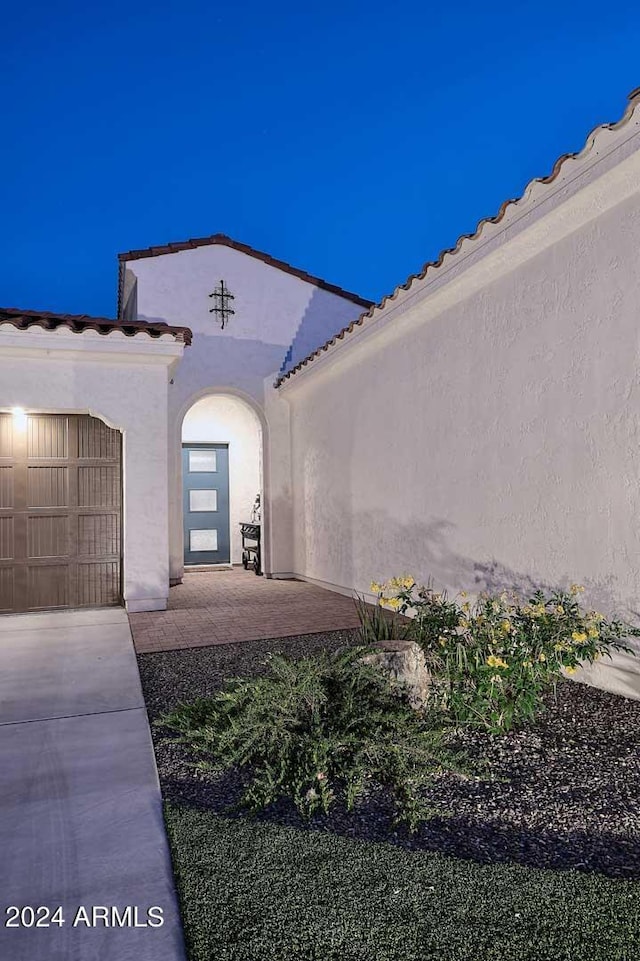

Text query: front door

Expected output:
[182,444,230,565]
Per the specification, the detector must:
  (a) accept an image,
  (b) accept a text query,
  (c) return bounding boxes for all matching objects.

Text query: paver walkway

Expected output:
[129,569,362,653]
[0,608,186,961]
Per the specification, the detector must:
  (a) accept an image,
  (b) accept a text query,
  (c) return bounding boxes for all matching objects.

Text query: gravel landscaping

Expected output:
[137,628,640,880]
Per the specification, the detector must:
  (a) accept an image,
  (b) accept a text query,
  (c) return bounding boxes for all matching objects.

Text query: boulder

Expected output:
[360,640,433,710]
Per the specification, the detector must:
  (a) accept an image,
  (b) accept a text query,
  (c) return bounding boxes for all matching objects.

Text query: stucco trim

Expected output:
[0,324,185,366]
[276,87,640,388]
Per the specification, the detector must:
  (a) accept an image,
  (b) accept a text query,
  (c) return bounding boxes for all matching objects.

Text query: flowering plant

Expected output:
[368,577,640,733]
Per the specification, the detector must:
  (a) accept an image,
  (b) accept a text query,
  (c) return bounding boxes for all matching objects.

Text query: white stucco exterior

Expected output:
[182,394,262,565]
[6,90,640,702]
[278,98,640,700]
[121,241,365,580]
[0,325,184,612]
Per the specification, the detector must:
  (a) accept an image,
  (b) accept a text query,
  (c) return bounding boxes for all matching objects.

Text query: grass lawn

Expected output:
[164,803,640,961]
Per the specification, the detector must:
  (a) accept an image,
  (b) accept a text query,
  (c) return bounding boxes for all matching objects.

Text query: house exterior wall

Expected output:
[123,243,363,579]
[0,326,183,612]
[283,188,640,700]
[182,394,262,565]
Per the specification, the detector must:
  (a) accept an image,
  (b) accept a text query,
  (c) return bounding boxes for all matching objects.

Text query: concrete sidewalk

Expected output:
[0,608,186,961]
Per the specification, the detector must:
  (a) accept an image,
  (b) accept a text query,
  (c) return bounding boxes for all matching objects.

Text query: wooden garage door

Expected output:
[0,413,122,613]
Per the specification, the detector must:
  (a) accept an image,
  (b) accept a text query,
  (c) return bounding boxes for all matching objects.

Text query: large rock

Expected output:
[360,640,433,710]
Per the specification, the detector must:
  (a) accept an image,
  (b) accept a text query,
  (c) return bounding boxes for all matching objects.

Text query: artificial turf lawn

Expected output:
[164,803,640,961]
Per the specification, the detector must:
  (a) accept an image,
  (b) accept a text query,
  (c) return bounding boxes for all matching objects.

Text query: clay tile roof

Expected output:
[117,233,373,310]
[0,307,192,345]
[275,86,640,388]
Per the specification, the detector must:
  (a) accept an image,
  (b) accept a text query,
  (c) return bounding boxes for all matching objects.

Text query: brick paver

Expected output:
[129,569,363,654]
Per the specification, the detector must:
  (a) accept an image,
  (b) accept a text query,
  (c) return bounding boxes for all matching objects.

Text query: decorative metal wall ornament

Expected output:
[208,280,235,329]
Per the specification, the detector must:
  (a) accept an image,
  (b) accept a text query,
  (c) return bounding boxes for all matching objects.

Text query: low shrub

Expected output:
[156,646,492,832]
[368,576,640,734]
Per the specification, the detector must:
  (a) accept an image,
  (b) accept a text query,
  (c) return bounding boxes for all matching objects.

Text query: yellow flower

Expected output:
[553,643,566,652]
[571,631,588,643]
[538,652,546,662]
[522,660,533,668]
[522,605,533,616]
[381,597,401,611]
[461,601,471,613]
[556,605,565,615]
[486,654,508,669]
[370,582,383,594]
[570,584,585,594]
[587,627,599,639]
[459,618,470,629]
[499,620,512,634]
[564,666,577,675]
[460,591,467,599]
[438,636,447,647]
[401,576,415,590]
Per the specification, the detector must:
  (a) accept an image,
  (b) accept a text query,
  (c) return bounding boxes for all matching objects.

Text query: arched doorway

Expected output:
[180,393,263,571]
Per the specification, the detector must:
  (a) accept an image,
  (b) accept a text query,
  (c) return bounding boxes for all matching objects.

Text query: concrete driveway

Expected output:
[0,608,186,961]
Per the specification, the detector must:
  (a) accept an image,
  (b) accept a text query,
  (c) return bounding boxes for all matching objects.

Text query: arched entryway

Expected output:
[179,392,264,573]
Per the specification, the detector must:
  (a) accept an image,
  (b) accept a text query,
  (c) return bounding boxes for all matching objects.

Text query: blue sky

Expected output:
[2,1,639,318]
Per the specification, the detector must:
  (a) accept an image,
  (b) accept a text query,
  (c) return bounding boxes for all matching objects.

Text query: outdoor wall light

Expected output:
[11,406,28,431]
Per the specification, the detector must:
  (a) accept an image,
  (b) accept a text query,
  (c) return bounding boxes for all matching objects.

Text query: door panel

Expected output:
[0,413,122,613]
[183,444,230,565]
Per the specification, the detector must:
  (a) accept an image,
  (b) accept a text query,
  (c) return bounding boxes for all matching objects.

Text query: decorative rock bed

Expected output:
[138,628,640,880]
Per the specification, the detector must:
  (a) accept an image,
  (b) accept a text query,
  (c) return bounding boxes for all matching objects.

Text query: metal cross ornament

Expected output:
[208,280,235,329]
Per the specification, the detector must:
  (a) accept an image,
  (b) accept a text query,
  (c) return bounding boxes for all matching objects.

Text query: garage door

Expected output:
[0,413,122,613]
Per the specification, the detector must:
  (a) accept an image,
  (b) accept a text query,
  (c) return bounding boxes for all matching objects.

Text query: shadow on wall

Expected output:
[139,315,287,391]
[356,510,640,622]
[352,509,640,699]
[140,290,362,389]
[279,287,364,377]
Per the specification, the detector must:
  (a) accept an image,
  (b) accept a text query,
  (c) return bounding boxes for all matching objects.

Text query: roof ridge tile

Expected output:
[118,233,372,309]
[275,86,640,387]
[0,307,192,345]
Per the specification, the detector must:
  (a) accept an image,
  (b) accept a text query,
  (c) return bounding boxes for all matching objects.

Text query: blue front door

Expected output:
[182,444,230,565]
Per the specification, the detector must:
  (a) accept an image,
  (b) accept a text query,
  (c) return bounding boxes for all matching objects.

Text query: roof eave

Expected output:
[275,86,640,389]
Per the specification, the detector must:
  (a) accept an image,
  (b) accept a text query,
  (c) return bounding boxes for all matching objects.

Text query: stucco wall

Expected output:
[0,326,182,612]
[285,191,640,696]
[127,244,364,409]
[124,243,363,580]
[182,394,262,565]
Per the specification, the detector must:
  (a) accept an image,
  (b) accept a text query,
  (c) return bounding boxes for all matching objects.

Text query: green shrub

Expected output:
[156,646,492,832]
[369,576,640,734]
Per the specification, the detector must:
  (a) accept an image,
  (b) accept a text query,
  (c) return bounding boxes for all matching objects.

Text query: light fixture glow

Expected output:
[10,406,28,432]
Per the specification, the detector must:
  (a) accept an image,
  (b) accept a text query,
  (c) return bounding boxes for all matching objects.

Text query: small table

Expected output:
[240,522,262,575]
